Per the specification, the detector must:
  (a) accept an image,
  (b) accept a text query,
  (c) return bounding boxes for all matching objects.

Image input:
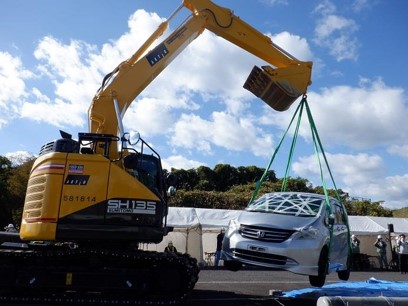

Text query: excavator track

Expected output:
[0,246,199,305]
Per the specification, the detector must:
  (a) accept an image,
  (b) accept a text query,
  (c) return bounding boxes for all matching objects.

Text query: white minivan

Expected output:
[222,192,350,287]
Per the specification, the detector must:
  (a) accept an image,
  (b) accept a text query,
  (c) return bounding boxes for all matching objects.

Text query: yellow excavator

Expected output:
[0,0,312,304]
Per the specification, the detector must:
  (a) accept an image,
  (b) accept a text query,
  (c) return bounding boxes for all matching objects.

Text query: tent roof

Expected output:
[369,216,408,234]
[195,208,241,228]
[348,216,388,235]
[167,207,199,228]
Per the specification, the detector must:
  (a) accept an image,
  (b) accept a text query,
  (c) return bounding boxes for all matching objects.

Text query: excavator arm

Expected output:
[89,0,312,159]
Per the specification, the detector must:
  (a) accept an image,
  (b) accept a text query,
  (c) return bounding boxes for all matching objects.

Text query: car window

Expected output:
[331,200,345,225]
[246,193,324,217]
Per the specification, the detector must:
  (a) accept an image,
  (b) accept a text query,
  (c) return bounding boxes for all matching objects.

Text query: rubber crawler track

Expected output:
[0,247,200,305]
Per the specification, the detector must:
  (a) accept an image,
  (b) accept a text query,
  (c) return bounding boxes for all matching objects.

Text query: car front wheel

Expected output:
[309,247,328,287]
[224,260,243,271]
[338,253,351,281]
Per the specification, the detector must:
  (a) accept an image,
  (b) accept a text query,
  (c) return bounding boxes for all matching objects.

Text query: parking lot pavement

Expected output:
[183,268,408,305]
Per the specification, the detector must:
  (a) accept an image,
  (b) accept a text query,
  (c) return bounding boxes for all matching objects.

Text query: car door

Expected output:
[329,199,349,264]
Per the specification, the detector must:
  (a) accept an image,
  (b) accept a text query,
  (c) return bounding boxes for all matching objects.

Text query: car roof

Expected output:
[248,192,336,217]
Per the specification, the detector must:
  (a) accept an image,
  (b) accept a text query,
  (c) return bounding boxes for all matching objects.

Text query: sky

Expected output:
[1,0,408,209]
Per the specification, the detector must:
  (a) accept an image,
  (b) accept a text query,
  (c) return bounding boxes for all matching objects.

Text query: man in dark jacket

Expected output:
[164,241,178,253]
[215,228,225,267]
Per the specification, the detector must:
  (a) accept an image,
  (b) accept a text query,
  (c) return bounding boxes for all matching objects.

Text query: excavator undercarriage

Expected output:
[0,243,199,305]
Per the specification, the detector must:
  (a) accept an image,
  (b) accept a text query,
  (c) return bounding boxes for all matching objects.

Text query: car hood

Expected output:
[237,210,318,230]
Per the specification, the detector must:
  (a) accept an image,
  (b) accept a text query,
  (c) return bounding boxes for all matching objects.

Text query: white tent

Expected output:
[141,207,408,266]
[348,216,388,235]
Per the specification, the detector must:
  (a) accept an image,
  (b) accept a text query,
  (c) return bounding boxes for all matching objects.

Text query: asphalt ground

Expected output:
[183,268,408,306]
[0,267,406,305]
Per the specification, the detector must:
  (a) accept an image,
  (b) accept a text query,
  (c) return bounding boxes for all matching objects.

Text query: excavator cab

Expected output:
[124,153,161,195]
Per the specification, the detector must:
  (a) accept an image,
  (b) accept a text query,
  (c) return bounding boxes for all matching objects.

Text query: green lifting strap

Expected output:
[303,98,352,263]
[249,96,351,266]
[248,100,304,203]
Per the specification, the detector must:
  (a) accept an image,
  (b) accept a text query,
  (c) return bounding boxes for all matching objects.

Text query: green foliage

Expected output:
[7,158,35,224]
[168,165,396,217]
[393,207,408,218]
[171,164,276,192]
[345,200,393,217]
[0,156,35,227]
[168,190,249,210]
[169,177,316,210]
[0,156,13,226]
[213,164,239,192]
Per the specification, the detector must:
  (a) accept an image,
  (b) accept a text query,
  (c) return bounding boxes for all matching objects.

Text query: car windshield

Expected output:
[246,193,324,217]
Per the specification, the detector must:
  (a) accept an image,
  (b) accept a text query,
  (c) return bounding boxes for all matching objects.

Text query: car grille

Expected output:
[232,248,288,265]
[239,224,295,243]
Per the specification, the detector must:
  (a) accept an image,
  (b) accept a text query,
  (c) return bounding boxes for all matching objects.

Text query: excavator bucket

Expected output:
[244,65,311,112]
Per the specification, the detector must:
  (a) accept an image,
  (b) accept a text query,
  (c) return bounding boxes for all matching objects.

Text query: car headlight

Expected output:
[226,219,240,235]
[291,226,319,240]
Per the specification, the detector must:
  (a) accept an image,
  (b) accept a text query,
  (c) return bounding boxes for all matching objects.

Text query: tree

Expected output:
[213,164,239,191]
[346,199,392,217]
[236,166,276,185]
[280,177,313,192]
[171,168,199,191]
[0,156,12,226]
[313,186,349,202]
[196,166,215,191]
[7,158,35,224]
[166,164,396,216]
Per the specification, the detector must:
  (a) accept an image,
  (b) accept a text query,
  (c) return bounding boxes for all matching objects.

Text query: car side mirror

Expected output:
[328,214,335,226]
[167,186,176,197]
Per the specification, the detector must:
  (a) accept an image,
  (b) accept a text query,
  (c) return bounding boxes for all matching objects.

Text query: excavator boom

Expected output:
[90,0,312,158]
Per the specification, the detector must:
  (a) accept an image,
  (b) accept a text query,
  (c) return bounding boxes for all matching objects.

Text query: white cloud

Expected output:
[0,52,33,128]
[313,0,336,16]
[388,145,408,159]
[352,0,374,13]
[313,1,359,61]
[263,78,408,150]
[292,152,408,209]
[293,152,384,187]
[21,97,85,128]
[270,31,313,61]
[259,0,288,6]
[309,79,407,148]
[17,10,166,131]
[123,97,174,137]
[171,111,274,157]
[171,113,213,154]
[162,155,206,171]
[5,151,34,166]
[15,37,101,128]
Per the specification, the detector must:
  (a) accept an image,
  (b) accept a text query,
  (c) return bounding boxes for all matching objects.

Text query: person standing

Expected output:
[397,234,408,274]
[4,224,17,233]
[351,235,361,270]
[164,241,178,253]
[374,235,388,270]
[215,228,225,267]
